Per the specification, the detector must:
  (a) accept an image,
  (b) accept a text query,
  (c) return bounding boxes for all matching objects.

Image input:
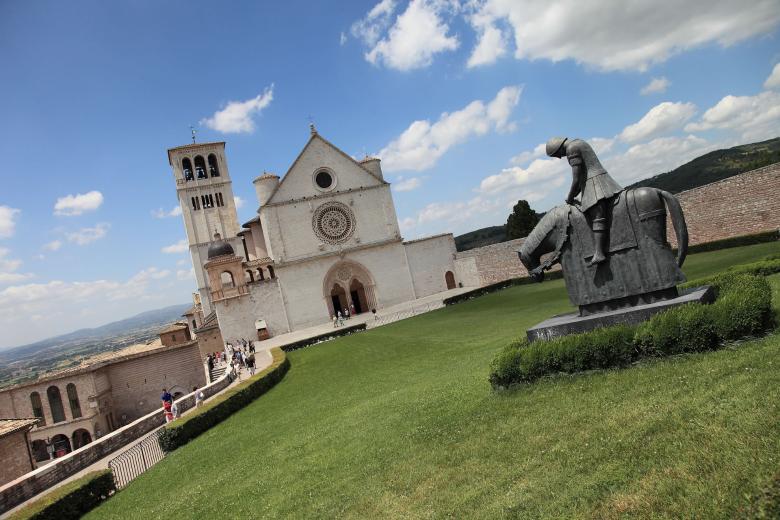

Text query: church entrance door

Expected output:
[330,284,347,316]
[349,279,368,314]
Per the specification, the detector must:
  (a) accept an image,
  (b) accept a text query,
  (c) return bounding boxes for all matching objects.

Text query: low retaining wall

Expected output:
[0,368,234,515]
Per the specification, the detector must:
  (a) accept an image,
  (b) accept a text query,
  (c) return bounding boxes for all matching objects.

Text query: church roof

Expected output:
[0,418,39,438]
[255,172,279,181]
[242,216,261,228]
[159,322,189,334]
[266,132,387,206]
[207,236,235,259]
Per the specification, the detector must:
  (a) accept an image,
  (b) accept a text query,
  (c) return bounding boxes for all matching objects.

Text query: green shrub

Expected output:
[159,348,289,453]
[682,257,780,290]
[490,273,774,388]
[683,230,778,255]
[7,470,114,520]
[443,270,565,305]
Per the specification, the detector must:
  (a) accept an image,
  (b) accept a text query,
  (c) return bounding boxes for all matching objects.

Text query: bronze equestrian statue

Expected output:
[519,137,689,317]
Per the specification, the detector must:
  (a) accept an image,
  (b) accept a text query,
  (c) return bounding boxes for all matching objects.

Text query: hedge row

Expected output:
[7,470,114,520]
[684,229,778,255]
[159,348,290,452]
[443,270,565,305]
[281,323,366,352]
[489,273,774,388]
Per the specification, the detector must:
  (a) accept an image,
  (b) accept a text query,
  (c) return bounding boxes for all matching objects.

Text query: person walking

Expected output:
[194,386,204,408]
[161,388,172,406]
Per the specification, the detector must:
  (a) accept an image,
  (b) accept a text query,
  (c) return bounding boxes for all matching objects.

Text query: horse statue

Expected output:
[518,186,689,317]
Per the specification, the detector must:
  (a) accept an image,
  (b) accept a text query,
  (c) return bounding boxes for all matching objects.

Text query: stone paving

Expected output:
[253,286,472,352]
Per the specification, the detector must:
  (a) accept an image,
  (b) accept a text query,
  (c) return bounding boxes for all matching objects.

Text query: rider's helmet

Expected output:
[545,137,567,157]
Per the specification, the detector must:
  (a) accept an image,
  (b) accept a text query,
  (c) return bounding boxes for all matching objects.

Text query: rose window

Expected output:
[312,202,356,244]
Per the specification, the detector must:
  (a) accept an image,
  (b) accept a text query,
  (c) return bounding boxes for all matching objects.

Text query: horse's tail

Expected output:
[658,189,688,267]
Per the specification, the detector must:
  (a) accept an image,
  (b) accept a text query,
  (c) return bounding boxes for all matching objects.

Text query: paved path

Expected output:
[254,286,472,352]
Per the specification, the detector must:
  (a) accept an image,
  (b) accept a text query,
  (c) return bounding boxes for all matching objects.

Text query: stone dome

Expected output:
[207,233,234,259]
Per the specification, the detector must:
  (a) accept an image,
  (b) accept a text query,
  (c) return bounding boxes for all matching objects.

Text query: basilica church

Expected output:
[166,126,461,344]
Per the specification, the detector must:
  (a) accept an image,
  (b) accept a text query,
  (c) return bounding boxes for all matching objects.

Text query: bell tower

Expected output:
[167,141,244,315]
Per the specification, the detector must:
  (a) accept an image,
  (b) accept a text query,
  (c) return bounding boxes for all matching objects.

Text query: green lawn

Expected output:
[89,242,780,519]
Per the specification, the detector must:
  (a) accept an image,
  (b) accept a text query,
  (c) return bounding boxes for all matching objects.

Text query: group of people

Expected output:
[161,386,205,423]
[332,306,379,327]
[226,339,256,378]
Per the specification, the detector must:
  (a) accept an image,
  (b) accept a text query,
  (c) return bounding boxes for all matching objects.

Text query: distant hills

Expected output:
[0,303,190,362]
[454,137,780,251]
[627,137,780,193]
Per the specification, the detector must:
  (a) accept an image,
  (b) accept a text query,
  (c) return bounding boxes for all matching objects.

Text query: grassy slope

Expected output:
[90,242,780,519]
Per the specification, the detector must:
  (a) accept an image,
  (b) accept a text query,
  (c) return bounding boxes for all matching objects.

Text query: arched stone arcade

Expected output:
[322,261,378,317]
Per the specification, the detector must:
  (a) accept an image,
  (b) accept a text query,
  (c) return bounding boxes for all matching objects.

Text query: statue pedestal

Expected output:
[526,286,715,342]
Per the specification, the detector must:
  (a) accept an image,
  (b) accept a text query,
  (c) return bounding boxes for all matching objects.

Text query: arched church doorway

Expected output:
[445,271,456,290]
[51,433,71,458]
[323,261,378,317]
[72,428,92,450]
[350,279,368,314]
[330,283,348,316]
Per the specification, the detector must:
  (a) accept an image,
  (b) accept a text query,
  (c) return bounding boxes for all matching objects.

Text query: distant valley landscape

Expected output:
[0,303,189,389]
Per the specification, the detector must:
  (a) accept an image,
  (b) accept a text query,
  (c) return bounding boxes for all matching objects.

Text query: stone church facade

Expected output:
[167,128,461,343]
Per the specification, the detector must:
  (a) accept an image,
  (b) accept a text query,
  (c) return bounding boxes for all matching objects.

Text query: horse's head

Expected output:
[517,204,570,282]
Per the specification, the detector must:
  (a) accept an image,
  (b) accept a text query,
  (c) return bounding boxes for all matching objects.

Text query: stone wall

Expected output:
[403,234,457,297]
[215,278,288,344]
[0,367,234,515]
[0,431,34,487]
[107,341,206,426]
[667,162,780,247]
[454,238,529,286]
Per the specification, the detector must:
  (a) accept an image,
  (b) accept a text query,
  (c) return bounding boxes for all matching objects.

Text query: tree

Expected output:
[506,200,540,240]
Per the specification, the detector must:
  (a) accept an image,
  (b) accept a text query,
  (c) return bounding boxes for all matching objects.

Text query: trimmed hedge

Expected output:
[489,273,774,388]
[159,348,289,452]
[684,229,778,255]
[7,470,114,520]
[443,270,565,305]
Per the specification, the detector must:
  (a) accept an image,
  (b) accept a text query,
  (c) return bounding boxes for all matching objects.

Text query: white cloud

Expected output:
[162,239,189,254]
[152,206,182,219]
[66,223,110,245]
[393,177,422,192]
[467,23,507,68]
[765,63,780,90]
[478,157,568,195]
[398,216,416,233]
[0,206,20,238]
[176,268,195,281]
[379,85,522,171]
[602,135,717,184]
[43,240,62,251]
[466,0,780,72]
[54,191,103,216]
[365,0,459,71]
[619,101,697,143]
[234,196,245,209]
[340,31,348,46]
[641,77,671,95]
[0,248,32,285]
[351,0,397,47]
[510,143,547,166]
[129,267,170,284]
[201,85,274,134]
[684,90,780,141]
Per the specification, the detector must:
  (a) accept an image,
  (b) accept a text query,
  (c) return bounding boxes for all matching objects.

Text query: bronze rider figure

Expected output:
[546,137,623,265]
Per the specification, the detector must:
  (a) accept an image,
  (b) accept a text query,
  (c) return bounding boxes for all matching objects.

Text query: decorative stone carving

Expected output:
[312,202,356,244]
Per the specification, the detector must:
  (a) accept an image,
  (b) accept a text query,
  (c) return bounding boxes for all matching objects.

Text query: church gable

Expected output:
[268,134,385,205]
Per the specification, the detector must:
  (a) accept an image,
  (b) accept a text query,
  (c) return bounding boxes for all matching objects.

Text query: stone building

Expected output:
[0,340,205,467]
[0,419,38,487]
[159,322,191,347]
[167,128,464,343]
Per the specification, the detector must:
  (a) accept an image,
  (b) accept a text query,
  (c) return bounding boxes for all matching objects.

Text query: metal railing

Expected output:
[108,429,166,489]
[365,301,445,329]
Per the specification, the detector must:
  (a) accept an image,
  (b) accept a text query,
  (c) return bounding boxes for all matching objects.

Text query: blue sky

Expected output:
[1,0,779,348]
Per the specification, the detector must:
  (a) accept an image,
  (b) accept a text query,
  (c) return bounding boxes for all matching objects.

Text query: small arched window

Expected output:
[47,386,66,423]
[30,392,46,425]
[221,271,234,289]
[194,156,207,179]
[66,383,82,419]
[208,154,220,177]
[182,158,194,181]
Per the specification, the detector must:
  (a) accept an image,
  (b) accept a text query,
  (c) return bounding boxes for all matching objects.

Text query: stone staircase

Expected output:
[209,364,226,383]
